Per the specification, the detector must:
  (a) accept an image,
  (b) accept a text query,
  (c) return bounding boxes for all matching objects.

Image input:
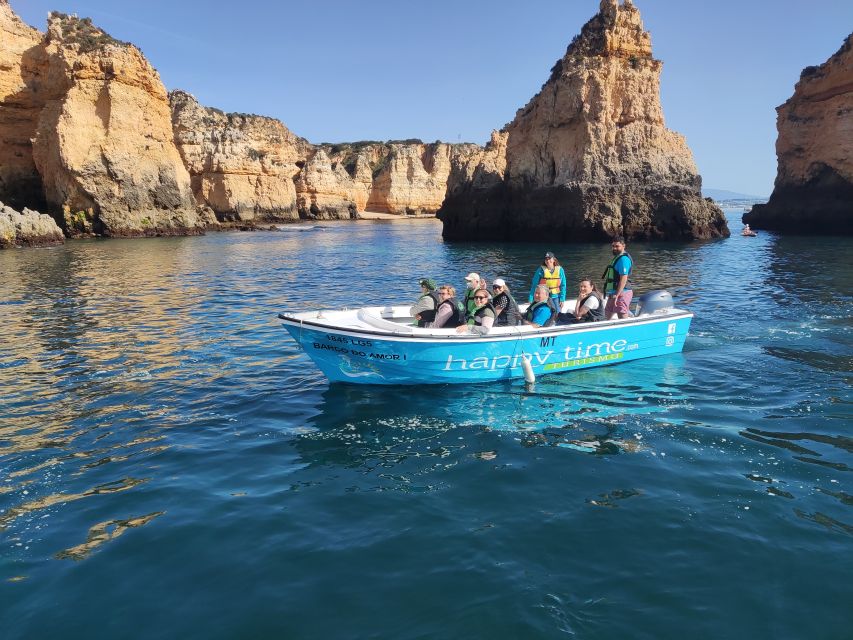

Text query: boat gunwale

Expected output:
[278,308,693,343]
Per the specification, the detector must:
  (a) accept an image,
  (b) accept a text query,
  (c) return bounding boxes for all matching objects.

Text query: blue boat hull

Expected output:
[281,311,692,385]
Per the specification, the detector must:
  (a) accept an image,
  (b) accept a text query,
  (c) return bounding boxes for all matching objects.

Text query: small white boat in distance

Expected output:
[279,291,692,385]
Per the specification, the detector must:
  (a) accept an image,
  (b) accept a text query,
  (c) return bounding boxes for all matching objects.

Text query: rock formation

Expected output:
[30,14,205,237]
[439,0,727,241]
[170,90,312,223]
[0,201,64,248]
[745,34,853,234]
[0,0,47,211]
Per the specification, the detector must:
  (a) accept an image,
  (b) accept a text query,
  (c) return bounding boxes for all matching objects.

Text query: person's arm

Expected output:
[559,268,567,303]
[428,303,452,328]
[528,268,542,303]
[470,314,494,335]
[409,297,432,318]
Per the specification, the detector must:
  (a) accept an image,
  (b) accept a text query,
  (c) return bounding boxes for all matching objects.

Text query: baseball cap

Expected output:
[492,278,506,287]
[544,251,555,259]
[464,272,480,282]
[419,278,437,290]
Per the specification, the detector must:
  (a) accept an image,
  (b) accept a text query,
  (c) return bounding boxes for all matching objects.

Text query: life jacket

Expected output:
[464,288,479,316]
[578,291,605,322]
[436,297,466,328]
[602,252,633,293]
[493,291,522,326]
[524,300,557,327]
[416,290,442,327]
[473,303,496,328]
[538,266,563,297]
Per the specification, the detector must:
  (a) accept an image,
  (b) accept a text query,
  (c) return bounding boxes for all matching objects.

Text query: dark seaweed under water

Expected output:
[1,214,851,639]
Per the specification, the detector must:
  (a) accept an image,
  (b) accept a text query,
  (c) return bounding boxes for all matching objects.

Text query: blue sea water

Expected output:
[1,214,851,639]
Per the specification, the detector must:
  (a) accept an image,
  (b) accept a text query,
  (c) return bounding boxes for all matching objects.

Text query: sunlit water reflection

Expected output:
[1,214,851,638]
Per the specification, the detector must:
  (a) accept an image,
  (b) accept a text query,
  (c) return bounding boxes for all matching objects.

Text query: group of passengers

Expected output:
[410,237,635,335]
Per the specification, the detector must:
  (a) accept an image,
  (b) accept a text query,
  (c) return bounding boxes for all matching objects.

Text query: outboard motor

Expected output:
[635,290,674,316]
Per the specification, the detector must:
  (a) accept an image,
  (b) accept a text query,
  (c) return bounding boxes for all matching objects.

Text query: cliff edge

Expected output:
[744,34,853,234]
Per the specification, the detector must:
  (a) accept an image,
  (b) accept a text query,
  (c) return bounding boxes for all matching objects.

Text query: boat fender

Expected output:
[521,355,535,384]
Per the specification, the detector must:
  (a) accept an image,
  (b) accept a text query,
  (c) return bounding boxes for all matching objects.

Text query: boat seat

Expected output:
[356,308,415,334]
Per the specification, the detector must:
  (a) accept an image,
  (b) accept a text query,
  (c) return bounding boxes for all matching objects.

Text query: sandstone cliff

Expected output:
[439,0,727,241]
[170,90,312,223]
[0,0,47,210]
[0,201,64,248]
[745,34,853,234]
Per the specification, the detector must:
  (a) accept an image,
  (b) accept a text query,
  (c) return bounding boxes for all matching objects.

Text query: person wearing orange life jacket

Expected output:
[528,251,566,313]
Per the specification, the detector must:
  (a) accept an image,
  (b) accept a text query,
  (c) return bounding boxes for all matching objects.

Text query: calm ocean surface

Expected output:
[1,213,851,639]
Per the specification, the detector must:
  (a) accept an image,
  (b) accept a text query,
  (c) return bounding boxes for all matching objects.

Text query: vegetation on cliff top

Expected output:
[50,13,130,53]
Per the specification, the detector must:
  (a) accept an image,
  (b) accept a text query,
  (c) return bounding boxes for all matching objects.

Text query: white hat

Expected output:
[493,278,506,287]
[465,272,480,282]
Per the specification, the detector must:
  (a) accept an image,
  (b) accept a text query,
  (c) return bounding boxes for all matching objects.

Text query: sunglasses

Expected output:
[492,285,502,289]
[474,295,488,300]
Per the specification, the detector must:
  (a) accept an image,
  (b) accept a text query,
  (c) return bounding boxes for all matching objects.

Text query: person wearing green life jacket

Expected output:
[602,236,633,319]
[456,289,496,335]
[528,251,566,312]
[462,272,481,318]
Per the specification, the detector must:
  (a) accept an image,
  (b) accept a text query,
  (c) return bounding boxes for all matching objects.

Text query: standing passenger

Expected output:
[602,236,633,319]
[491,278,521,326]
[528,251,566,312]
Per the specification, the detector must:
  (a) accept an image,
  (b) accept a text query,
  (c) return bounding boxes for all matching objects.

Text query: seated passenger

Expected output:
[428,285,466,328]
[410,278,441,327]
[523,285,557,327]
[456,289,496,335]
[462,272,481,317]
[491,278,522,326]
[559,278,604,324]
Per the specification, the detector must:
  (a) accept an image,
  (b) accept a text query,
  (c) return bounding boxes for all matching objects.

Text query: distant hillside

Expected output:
[703,188,767,201]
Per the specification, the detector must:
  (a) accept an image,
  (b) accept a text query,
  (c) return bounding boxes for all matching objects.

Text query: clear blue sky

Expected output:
[15,0,853,196]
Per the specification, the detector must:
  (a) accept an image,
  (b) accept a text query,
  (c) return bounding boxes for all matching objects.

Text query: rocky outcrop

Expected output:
[170,90,312,223]
[29,13,204,237]
[439,0,727,241]
[0,201,64,248]
[745,34,853,234]
[0,0,48,211]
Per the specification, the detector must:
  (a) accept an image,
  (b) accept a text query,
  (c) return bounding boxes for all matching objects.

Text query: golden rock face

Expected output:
[439,0,728,242]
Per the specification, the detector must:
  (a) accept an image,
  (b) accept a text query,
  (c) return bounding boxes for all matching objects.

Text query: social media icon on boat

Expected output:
[667,323,677,335]
[665,336,675,347]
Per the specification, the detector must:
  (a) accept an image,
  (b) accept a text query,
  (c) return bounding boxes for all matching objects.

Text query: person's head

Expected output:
[439,284,456,299]
[542,251,560,268]
[464,272,480,290]
[578,278,598,296]
[744,224,750,229]
[473,289,490,307]
[534,284,549,302]
[611,237,626,255]
[419,278,436,292]
[492,277,507,294]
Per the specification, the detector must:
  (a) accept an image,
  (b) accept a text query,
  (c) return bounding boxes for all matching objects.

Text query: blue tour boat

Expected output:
[278,291,691,385]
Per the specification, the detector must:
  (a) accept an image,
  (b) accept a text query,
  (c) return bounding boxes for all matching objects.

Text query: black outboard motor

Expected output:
[635,290,674,316]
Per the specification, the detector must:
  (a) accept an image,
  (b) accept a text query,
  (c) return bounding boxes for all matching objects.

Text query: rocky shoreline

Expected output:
[2,0,848,247]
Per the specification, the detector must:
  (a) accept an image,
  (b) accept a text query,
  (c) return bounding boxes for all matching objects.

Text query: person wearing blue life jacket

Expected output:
[523,285,557,327]
[602,236,633,319]
[528,251,566,313]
